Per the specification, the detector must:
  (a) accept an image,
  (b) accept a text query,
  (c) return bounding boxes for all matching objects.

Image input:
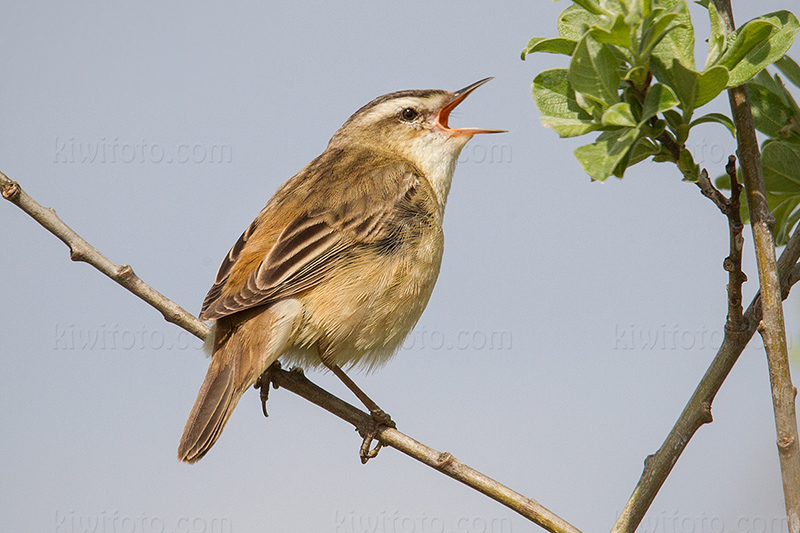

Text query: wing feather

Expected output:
[198,150,425,321]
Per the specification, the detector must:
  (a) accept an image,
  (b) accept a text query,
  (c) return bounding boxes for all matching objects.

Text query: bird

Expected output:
[178,78,504,464]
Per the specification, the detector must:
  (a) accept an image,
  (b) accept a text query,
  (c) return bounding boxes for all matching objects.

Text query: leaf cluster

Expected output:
[715,57,800,245]
[522,0,799,182]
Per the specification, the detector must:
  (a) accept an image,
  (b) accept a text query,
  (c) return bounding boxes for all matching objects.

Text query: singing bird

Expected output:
[178,78,504,463]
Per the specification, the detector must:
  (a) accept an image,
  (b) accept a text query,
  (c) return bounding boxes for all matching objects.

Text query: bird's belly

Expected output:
[284,231,444,371]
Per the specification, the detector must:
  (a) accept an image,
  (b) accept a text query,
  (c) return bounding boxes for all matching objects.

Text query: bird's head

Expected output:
[330,78,505,206]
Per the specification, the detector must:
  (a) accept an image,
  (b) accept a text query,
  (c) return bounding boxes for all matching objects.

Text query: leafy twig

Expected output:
[0,170,581,533]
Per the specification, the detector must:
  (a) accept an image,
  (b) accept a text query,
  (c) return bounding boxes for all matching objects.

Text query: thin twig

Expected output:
[713,2,800,530]
[611,220,800,533]
[696,167,731,213]
[0,172,207,340]
[722,156,746,333]
[695,157,747,334]
[0,170,582,533]
[656,130,682,161]
[271,368,581,533]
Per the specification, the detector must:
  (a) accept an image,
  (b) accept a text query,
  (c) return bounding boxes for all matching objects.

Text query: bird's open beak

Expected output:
[436,77,507,136]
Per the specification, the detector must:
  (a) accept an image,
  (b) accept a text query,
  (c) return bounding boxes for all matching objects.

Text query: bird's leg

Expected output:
[254,360,283,418]
[323,361,396,463]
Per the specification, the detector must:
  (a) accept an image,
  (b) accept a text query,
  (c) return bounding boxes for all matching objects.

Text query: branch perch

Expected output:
[0,170,581,533]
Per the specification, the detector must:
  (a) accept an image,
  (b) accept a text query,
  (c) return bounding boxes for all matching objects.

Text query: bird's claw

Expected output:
[254,361,283,418]
[358,409,395,464]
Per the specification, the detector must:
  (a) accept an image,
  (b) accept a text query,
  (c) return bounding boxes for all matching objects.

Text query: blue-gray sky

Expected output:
[2,1,799,532]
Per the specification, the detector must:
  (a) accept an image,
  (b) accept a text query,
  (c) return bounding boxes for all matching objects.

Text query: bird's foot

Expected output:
[359,409,396,464]
[254,360,283,417]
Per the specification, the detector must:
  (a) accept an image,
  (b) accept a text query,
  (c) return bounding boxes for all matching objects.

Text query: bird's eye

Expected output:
[400,107,419,121]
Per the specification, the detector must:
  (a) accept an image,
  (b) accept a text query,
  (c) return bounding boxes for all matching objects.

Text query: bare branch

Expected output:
[696,168,730,213]
[611,220,800,533]
[270,367,582,533]
[712,1,800,530]
[0,170,582,533]
[0,171,208,340]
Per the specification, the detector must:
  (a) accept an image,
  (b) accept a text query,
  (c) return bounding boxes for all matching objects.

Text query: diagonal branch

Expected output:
[0,174,207,341]
[0,170,582,533]
[611,183,800,533]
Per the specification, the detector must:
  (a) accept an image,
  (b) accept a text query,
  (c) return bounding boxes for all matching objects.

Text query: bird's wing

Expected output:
[199,151,428,321]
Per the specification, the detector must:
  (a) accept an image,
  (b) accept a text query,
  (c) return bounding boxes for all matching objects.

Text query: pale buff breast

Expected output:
[282,226,444,372]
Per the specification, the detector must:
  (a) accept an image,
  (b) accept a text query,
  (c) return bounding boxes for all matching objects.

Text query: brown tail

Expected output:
[178,309,281,463]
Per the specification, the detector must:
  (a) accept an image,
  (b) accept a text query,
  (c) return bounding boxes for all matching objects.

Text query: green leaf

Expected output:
[775,55,800,89]
[573,126,641,181]
[602,103,638,126]
[703,1,726,69]
[540,116,602,137]
[722,12,800,87]
[721,167,800,245]
[688,112,736,137]
[623,65,649,89]
[532,69,593,119]
[571,0,605,16]
[640,0,653,18]
[662,109,684,132]
[770,192,800,245]
[570,34,622,106]
[717,18,777,72]
[642,83,680,120]
[746,80,798,138]
[652,59,728,111]
[650,0,695,70]
[590,14,632,48]
[678,147,699,181]
[628,136,661,165]
[558,4,606,41]
[533,69,601,137]
[695,65,730,106]
[752,69,792,106]
[640,118,667,139]
[762,140,800,192]
[642,11,683,57]
[521,37,578,59]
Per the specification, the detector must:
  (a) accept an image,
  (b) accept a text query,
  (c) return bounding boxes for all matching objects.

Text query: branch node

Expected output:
[117,264,135,281]
[69,243,89,263]
[765,212,777,233]
[1,180,20,201]
[697,169,731,214]
[725,155,737,179]
[723,257,734,272]
[779,435,797,451]
[437,451,455,468]
[643,453,655,470]
[700,401,713,424]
